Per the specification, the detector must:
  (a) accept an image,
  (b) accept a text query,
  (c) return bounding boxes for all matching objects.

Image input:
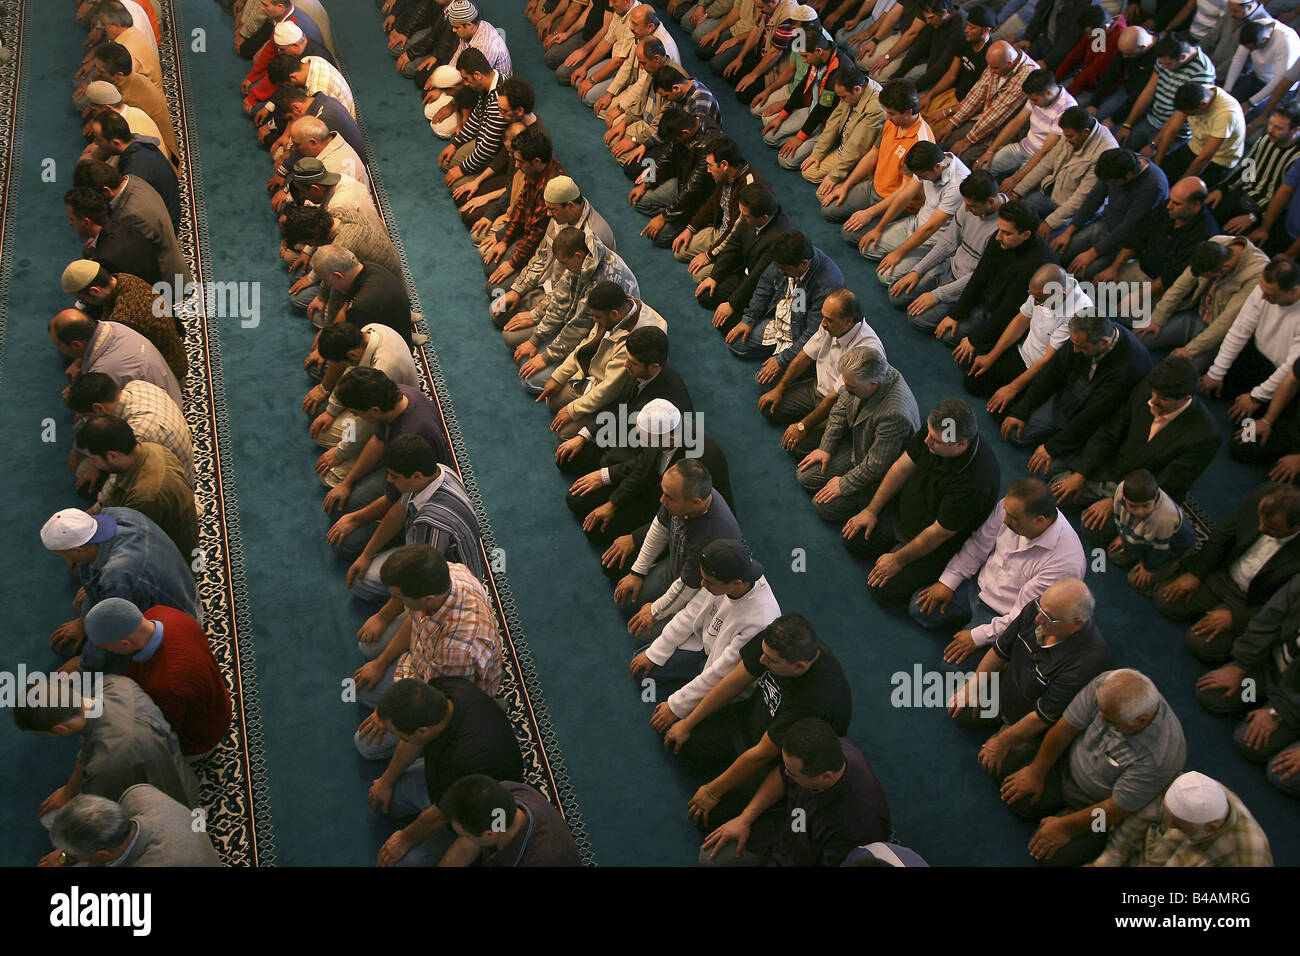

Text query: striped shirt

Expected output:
[395,562,503,695]
[1019,88,1077,153]
[1095,787,1273,867]
[402,465,488,581]
[1112,485,1195,569]
[911,201,1003,303]
[950,49,1037,143]
[1219,127,1300,208]
[303,56,355,118]
[451,71,508,177]
[452,20,513,77]
[1151,48,1214,129]
[95,381,193,510]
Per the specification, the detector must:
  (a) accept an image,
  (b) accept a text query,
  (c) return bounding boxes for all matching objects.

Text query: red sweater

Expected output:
[127,606,232,755]
[1056,17,1126,95]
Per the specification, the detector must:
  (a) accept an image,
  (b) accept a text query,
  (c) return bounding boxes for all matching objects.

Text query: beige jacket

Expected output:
[810,77,885,182]
[1150,235,1270,357]
[552,299,668,417]
[1014,121,1118,231]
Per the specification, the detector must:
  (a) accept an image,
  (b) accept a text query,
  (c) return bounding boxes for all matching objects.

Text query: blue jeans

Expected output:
[989,141,1031,180]
[617,559,674,612]
[634,176,679,216]
[727,317,776,360]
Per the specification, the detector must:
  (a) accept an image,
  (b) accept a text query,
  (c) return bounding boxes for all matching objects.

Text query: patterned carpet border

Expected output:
[160,0,274,865]
[0,0,26,384]
[338,66,596,864]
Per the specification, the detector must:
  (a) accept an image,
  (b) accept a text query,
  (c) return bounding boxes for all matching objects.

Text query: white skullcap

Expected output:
[431,64,462,88]
[273,21,304,45]
[636,399,681,438]
[1164,772,1229,825]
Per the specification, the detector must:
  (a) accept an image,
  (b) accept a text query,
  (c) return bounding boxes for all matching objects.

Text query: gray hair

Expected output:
[1068,311,1113,342]
[96,1,135,28]
[839,347,888,386]
[311,244,359,276]
[927,398,977,443]
[1044,577,1094,622]
[291,115,330,142]
[1097,669,1160,723]
[51,794,132,856]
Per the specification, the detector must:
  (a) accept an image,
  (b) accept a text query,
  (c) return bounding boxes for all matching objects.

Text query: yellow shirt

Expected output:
[1189,87,1246,169]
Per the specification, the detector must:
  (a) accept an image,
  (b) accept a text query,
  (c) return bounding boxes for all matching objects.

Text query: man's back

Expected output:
[83,318,184,409]
[119,783,222,866]
[480,782,583,867]
[421,677,524,804]
[347,262,412,345]
[378,385,454,471]
[120,140,180,227]
[92,215,161,284]
[125,606,231,756]
[113,174,189,286]
[80,674,199,808]
[104,442,198,560]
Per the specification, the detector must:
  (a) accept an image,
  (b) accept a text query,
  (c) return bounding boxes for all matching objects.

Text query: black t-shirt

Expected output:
[347,261,412,345]
[481,782,584,867]
[740,639,852,747]
[765,739,891,867]
[899,430,1001,550]
[953,36,989,101]
[993,604,1115,725]
[422,677,524,805]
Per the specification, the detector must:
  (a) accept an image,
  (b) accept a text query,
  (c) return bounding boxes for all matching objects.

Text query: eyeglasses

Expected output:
[1034,598,1066,625]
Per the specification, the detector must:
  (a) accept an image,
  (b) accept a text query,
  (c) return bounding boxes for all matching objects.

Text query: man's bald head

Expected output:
[986,39,1016,68]
[1118,25,1154,55]
[49,308,97,356]
[1171,177,1208,202]
[1030,263,1067,297]
[1168,176,1209,221]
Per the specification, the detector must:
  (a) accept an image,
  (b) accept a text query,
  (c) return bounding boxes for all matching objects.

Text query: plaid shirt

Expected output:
[395,563,503,695]
[497,158,566,271]
[452,20,512,77]
[304,56,355,118]
[950,50,1036,144]
[1095,787,1274,867]
[96,380,194,508]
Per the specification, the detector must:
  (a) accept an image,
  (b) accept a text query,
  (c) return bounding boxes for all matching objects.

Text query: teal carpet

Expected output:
[0,0,1294,866]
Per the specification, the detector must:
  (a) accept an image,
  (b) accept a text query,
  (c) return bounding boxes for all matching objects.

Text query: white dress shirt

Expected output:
[802,319,887,398]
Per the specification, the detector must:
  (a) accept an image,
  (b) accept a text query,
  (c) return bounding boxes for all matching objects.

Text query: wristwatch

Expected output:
[796,422,806,433]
